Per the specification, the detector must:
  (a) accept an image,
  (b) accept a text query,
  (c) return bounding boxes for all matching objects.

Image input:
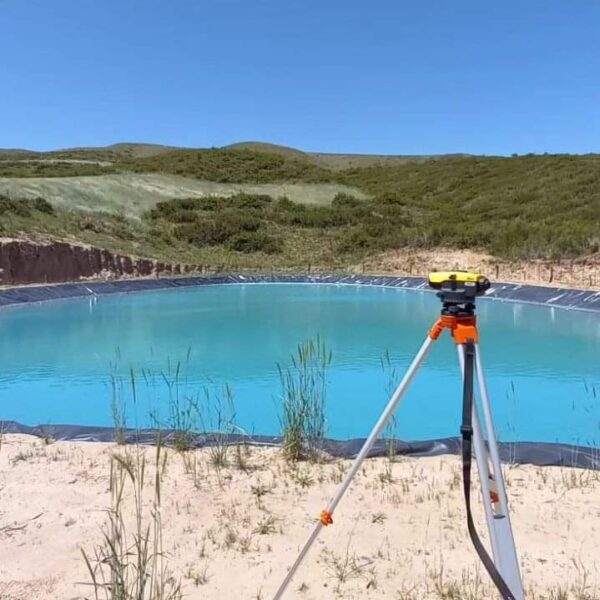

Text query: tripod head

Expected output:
[428,271,490,317]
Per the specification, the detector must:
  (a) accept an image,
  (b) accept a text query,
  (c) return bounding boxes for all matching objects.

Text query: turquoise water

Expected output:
[0,284,598,445]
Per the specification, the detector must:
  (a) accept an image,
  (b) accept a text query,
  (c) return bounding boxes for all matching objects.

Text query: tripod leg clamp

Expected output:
[320,510,333,526]
[460,424,473,436]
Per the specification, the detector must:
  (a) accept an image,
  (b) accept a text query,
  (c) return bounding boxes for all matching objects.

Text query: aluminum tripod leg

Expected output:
[457,345,525,600]
[272,334,435,600]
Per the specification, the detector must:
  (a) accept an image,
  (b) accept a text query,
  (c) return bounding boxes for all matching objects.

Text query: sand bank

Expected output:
[0,434,599,599]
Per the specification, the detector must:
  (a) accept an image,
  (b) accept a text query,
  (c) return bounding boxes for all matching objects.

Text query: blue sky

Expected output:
[2,0,599,155]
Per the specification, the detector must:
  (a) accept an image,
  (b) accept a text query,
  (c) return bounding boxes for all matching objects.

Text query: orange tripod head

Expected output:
[427,271,490,343]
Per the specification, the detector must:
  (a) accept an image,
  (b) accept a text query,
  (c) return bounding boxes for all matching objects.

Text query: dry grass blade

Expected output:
[80,439,182,600]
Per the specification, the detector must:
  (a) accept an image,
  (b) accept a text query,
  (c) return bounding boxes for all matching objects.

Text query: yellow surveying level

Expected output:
[428,272,491,317]
[428,271,490,293]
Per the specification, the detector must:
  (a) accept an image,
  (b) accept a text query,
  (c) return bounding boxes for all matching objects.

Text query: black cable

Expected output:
[461,340,517,600]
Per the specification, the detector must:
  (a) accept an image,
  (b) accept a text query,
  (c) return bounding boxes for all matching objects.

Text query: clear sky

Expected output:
[2,0,599,155]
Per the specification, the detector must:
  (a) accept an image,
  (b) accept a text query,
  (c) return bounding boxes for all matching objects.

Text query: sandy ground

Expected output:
[0,435,599,600]
[353,248,600,291]
[0,174,365,217]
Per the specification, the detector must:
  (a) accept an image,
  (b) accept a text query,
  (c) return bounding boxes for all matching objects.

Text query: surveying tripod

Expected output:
[273,272,525,600]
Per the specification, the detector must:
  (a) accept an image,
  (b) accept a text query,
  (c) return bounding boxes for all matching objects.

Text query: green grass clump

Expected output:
[278,337,332,462]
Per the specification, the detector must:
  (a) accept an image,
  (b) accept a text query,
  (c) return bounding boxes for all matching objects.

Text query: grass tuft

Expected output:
[278,336,331,462]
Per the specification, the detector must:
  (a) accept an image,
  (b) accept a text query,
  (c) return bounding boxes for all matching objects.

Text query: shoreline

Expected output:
[1,273,599,313]
[0,433,599,599]
[2,421,599,471]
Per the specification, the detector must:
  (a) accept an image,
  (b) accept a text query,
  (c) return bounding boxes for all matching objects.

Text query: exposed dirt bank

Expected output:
[353,248,600,291]
[2,239,599,291]
[0,238,198,286]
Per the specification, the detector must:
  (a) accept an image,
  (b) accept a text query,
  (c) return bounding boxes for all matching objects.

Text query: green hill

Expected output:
[223,141,309,160]
[222,140,457,170]
[0,143,598,271]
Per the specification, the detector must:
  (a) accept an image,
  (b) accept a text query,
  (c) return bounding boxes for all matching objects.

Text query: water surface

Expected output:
[0,284,598,445]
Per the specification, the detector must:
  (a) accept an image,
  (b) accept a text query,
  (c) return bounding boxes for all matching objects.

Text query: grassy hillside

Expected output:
[223,140,456,170]
[0,174,365,218]
[341,154,600,258]
[224,141,309,160]
[123,148,333,183]
[0,143,598,270]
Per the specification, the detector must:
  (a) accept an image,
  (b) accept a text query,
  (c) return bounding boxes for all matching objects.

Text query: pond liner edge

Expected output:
[2,421,598,471]
[0,274,599,312]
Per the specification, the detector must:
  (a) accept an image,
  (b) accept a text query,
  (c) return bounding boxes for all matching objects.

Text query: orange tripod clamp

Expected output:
[429,314,479,345]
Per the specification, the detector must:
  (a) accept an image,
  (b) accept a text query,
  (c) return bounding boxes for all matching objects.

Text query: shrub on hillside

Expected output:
[127,148,332,184]
[227,231,283,254]
[375,192,406,205]
[337,228,375,253]
[174,211,262,247]
[226,193,272,210]
[272,202,350,228]
[149,198,204,220]
[331,192,362,208]
[148,194,272,222]
[275,196,295,210]
[0,194,31,217]
[32,197,54,214]
[0,194,54,217]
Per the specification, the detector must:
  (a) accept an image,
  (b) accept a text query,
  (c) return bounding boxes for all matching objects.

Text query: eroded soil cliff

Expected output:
[0,238,196,285]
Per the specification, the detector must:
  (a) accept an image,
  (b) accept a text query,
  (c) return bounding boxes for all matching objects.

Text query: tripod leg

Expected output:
[474,344,525,599]
[272,334,435,600]
[456,347,502,558]
[457,345,525,600]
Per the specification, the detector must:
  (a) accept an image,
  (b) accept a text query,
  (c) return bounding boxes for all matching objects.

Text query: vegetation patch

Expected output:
[125,148,333,184]
[341,154,600,259]
[1,146,599,267]
[0,194,54,217]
